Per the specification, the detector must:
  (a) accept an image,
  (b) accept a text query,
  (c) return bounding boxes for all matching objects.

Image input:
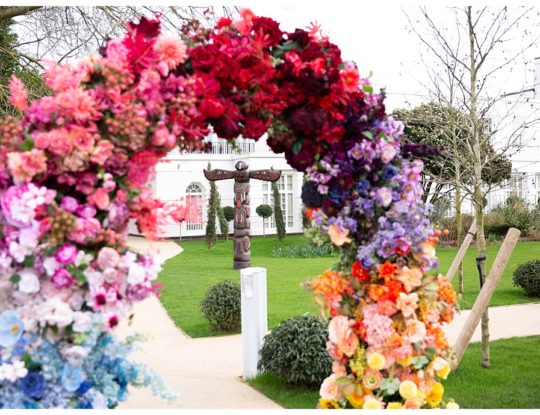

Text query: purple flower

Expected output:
[55,243,78,265]
[51,268,74,289]
[60,196,79,213]
[76,204,97,218]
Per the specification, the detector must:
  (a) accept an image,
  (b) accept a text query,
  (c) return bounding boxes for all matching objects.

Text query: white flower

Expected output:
[9,241,27,263]
[43,256,60,277]
[18,268,40,294]
[75,250,93,267]
[40,297,74,328]
[127,262,146,285]
[0,253,13,277]
[72,311,93,333]
[61,345,89,367]
[18,226,39,250]
[84,268,104,287]
[0,360,28,382]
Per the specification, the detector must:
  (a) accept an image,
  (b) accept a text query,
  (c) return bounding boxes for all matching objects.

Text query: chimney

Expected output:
[535,57,540,99]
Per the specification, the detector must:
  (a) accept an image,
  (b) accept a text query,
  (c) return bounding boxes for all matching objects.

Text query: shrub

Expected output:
[258,314,332,386]
[437,214,475,245]
[272,243,335,258]
[493,196,532,236]
[513,260,540,297]
[201,280,241,331]
[304,225,333,248]
[256,204,273,237]
[272,180,286,240]
[223,206,234,222]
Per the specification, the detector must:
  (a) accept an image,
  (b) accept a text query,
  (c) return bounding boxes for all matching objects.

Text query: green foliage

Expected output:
[216,193,229,241]
[430,197,452,224]
[258,314,331,386]
[491,196,532,236]
[223,206,234,222]
[205,162,217,249]
[272,180,286,240]
[513,260,540,297]
[0,18,49,117]
[200,280,241,331]
[272,243,335,258]
[256,204,273,219]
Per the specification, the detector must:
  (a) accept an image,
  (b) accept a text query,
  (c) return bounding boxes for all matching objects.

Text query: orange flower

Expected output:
[305,207,319,220]
[377,261,397,282]
[367,284,387,302]
[312,269,353,312]
[438,283,458,305]
[351,261,371,282]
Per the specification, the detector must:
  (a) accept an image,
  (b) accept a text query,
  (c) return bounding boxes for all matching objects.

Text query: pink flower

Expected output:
[44,60,84,92]
[392,344,414,363]
[55,244,78,266]
[60,196,79,213]
[403,320,427,344]
[90,140,114,165]
[70,125,96,153]
[378,141,397,164]
[56,87,97,122]
[377,299,397,316]
[153,36,187,72]
[363,305,394,346]
[69,217,101,245]
[51,268,74,289]
[396,292,419,318]
[319,374,344,401]
[88,188,110,210]
[9,76,28,111]
[375,187,393,207]
[328,315,358,358]
[97,247,120,270]
[7,149,47,184]
[76,204,96,218]
[397,266,423,293]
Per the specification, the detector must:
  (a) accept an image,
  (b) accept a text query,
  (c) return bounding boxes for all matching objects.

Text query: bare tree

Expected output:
[406,5,540,368]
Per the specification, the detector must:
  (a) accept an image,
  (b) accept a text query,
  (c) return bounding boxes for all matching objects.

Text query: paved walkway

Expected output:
[118,237,280,409]
[119,236,540,409]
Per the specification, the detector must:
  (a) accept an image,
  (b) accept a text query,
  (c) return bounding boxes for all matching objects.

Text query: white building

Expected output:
[141,135,305,238]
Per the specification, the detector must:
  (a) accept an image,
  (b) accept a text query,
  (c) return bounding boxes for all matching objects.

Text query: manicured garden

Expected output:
[248,335,540,409]
[158,235,540,338]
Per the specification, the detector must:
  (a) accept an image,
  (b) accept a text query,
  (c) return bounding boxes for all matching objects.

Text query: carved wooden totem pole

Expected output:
[204,161,281,269]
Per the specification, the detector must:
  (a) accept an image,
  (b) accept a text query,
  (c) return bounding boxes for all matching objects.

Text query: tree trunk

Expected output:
[454,156,464,294]
[468,6,489,368]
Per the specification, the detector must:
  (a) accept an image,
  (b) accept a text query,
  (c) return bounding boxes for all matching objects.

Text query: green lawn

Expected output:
[158,235,540,338]
[247,335,540,409]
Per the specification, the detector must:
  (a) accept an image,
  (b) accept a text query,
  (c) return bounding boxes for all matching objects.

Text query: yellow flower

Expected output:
[363,396,384,409]
[396,356,413,367]
[436,362,451,380]
[446,401,460,409]
[347,392,365,408]
[387,402,403,409]
[349,347,366,376]
[399,380,418,400]
[426,382,444,408]
[319,399,341,409]
[367,352,386,370]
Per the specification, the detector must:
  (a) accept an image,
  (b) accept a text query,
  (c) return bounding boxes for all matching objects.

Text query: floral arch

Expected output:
[0,9,457,409]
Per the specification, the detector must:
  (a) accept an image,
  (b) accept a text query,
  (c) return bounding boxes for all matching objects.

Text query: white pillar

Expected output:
[241,267,268,380]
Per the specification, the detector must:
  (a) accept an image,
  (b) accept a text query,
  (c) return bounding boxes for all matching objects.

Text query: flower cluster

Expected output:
[0,17,195,408]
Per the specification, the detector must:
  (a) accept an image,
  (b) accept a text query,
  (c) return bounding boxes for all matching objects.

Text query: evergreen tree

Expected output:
[205,162,217,249]
[272,180,286,240]
[216,192,229,241]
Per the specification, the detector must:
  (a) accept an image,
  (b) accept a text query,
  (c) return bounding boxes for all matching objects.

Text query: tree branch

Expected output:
[0,6,42,21]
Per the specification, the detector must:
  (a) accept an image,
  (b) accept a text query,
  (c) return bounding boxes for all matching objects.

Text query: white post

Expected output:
[241,267,268,380]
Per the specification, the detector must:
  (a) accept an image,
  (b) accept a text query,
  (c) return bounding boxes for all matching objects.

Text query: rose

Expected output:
[88,188,110,210]
[20,371,46,399]
[189,45,216,71]
[90,140,114,165]
[55,243,78,266]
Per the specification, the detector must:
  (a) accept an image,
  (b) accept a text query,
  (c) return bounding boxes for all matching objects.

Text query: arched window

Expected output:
[186,183,204,231]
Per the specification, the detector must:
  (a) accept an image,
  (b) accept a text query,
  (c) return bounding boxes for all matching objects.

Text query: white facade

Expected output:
[137,135,305,238]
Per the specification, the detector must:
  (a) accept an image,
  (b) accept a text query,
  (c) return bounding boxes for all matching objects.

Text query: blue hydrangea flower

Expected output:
[0,310,24,348]
[61,364,85,392]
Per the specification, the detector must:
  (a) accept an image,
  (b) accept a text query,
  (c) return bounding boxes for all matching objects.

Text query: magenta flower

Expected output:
[55,244,78,266]
[51,268,74,289]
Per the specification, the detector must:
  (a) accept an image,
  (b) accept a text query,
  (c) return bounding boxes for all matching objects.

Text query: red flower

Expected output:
[216,17,232,29]
[190,45,217,71]
[199,97,226,119]
[252,16,283,46]
[378,261,397,282]
[351,260,370,282]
